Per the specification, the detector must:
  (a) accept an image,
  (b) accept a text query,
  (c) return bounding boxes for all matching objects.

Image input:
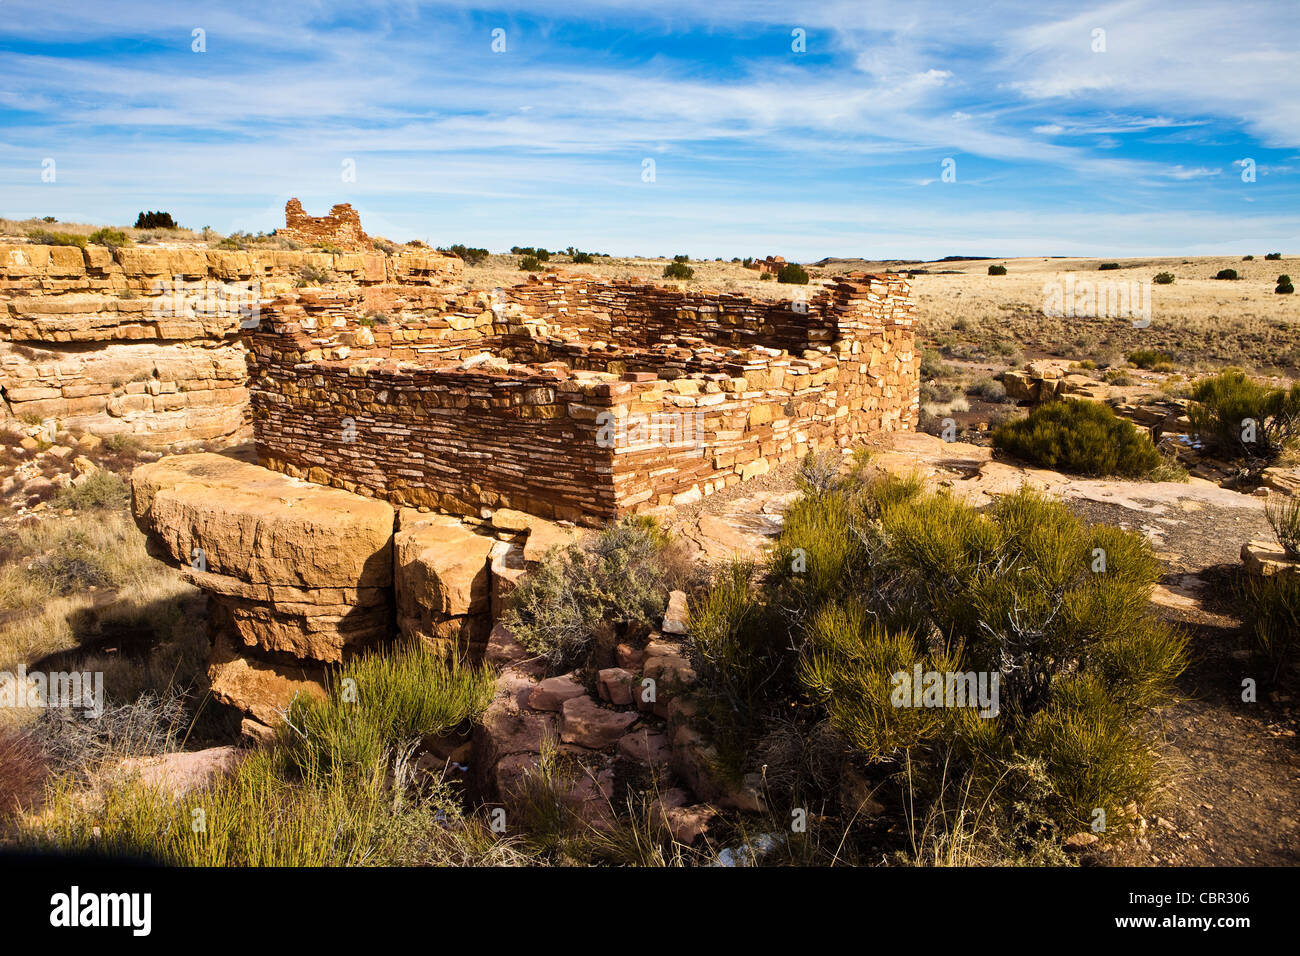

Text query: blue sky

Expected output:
[1,0,1296,259]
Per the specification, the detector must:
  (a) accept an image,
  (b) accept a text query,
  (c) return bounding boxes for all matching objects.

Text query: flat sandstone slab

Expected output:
[132,453,395,588]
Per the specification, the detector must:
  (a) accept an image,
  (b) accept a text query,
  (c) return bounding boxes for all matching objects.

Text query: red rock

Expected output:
[528,674,587,711]
[560,695,638,750]
[616,728,672,770]
[597,667,636,706]
[615,643,645,669]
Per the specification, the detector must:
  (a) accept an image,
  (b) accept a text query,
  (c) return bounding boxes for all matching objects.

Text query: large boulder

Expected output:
[133,453,394,589]
[131,454,395,731]
[394,509,495,653]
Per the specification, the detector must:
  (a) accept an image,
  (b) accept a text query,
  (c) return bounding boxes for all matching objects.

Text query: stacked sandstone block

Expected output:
[130,451,578,733]
[248,271,918,525]
[0,240,460,443]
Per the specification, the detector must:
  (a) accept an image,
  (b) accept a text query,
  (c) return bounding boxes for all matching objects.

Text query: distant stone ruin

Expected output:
[746,255,787,275]
[279,198,373,251]
[250,270,919,526]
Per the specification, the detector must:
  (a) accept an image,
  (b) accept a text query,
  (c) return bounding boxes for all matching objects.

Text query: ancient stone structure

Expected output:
[279,199,373,251]
[746,255,787,275]
[249,271,919,526]
[0,241,459,443]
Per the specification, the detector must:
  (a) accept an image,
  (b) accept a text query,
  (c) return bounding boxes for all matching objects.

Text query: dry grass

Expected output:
[0,509,195,676]
[0,217,204,243]
[885,256,1299,374]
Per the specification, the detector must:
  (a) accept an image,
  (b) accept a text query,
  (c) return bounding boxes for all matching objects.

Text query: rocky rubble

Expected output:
[474,617,734,844]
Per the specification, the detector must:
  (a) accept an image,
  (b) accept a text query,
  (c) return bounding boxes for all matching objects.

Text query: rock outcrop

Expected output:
[132,453,396,734]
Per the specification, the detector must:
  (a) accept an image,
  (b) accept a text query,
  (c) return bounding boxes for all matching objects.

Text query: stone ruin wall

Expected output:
[249,272,919,526]
[280,198,373,251]
[0,241,460,443]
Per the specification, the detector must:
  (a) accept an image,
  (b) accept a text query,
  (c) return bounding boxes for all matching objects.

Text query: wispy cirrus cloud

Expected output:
[0,0,1295,258]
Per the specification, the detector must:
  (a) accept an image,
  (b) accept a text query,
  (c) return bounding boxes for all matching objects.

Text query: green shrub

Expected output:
[689,562,789,734]
[1127,348,1173,370]
[1238,572,1300,678]
[742,257,754,268]
[920,349,952,379]
[663,261,694,280]
[672,254,690,263]
[1276,274,1294,294]
[1215,268,1239,280]
[571,251,593,264]
[987,264,1007,276]
[19,642,502,866]
[754,480,1183,834]
[281,641,494,780]
[519,255,542,272]
[992,399,1163,478]
[777,263,810,285]
[966,377,1009,403]
[1266,252,1283,261]
[504,517,690,671]
[52,470,128,511]
[1153,272,1175,284]
[440,244,488,265]
[26,230,86,248]
[88,228,130,249]
[1266,497,1300,558]
[1187,369,1300,460]
[1098,262,1120,271]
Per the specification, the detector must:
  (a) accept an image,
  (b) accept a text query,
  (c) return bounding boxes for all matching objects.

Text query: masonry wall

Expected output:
[0,243,459,442]
[249,272,918,525]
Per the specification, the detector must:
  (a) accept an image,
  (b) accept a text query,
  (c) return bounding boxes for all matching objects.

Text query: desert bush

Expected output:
[440,244,488,265]
[663,261,694,280]
[1266,252,1283,261]
[29,690,189,781]
[1187,369,1300,459]
[1104,368,1134,386]
[777,263,810,285]
[987,264,1007,276]
[134,211,177,229]
[1127,348,1173,370]
[1153,272,1175,284]
[52,470,128,511]
[1276,275,1294,294]
[18,642,503,866]
[1265,497,1300,558]
[753,480,1183,834]
[519,255,542,272]
[1238,572,1300,679]
[965,377,1009,403]
[1098,262,1120,271]
[88,228,130,249]
[920,381,957,404]
[297,263,330,286]
[571,251,593,264]
[672,254,690,263]
[1215,268,1239,280]
[504,518,691,671]
[280,641,494,781]
[920,349,952,379]
[992,399,1163,478]
[26,230,86,248]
